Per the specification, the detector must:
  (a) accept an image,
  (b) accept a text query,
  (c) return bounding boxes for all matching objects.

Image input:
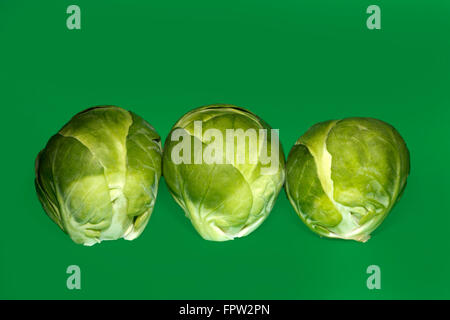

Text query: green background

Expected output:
[0,0,449,299]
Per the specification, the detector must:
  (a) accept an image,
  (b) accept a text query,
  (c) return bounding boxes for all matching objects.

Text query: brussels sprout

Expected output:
[35,106,162,246]
[285,117,410,242]
[163,104,285,241]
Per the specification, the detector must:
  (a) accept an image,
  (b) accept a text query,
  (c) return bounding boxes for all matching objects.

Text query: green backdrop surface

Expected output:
[0,0,449,299]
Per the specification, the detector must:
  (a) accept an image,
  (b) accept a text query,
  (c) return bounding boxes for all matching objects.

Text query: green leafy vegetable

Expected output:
[163,104,285,241]
[35,106,162,246]
[285,117,410,242]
